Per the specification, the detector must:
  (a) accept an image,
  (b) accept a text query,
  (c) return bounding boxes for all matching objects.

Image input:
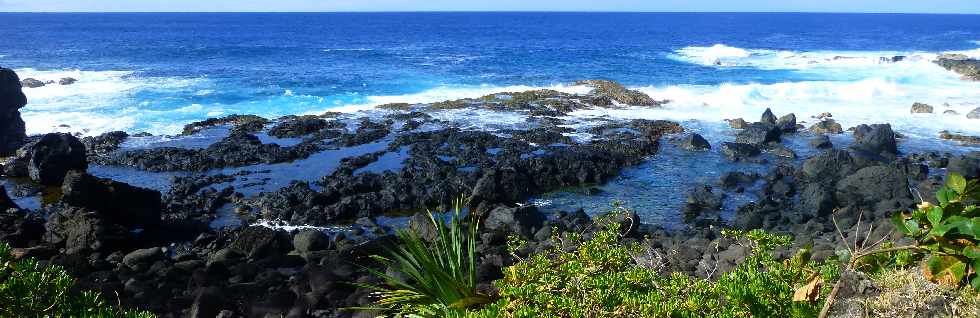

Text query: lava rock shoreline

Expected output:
[3,66,980,317]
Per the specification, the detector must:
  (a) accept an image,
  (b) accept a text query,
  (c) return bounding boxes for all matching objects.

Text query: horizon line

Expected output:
[2,10,980,15]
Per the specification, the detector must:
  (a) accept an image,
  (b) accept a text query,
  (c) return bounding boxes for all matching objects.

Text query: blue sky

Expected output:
[1,0,979,14]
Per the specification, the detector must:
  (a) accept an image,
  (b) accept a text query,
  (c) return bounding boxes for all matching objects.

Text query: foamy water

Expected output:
[15,42,980,152]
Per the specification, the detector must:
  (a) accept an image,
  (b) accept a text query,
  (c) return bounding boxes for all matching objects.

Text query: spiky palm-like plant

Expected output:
[360,200,492,317]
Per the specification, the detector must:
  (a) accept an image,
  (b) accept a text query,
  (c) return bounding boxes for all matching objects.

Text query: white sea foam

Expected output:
[17,68,204,135]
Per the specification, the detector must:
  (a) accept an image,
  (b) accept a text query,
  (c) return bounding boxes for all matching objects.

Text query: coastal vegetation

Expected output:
[0,243,155,318]
[363,176,980,317]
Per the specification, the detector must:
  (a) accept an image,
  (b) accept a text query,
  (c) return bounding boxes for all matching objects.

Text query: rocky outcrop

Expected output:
[26,133,88,185]
[0,67,27,156]
[910,102,934,114]
[720,142,761,162]
[968,107,980,119]
[735,123,781,146]
[181,114,269,136]
[44,205,134,254]
[20,77,46,88]
[61,171,162,228]
[835,165,913,217]
[934,54,980,81]
[58,77,77,85]
[81,131,129,157]
[267,115,332,138]
[939,130,980,145]
[809,119,843,134]
[776,113,797,133]
[573,80,663,106]
[674,133,711,151]
[850,124,898,157]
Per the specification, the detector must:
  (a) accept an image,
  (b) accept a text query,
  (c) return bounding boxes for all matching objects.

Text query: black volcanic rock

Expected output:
[44,205,133,254]
[81,131,129,157]
[675,133,711,151]
[28,133,88,186]
[0,67,27,156]
[735,123,781,146]
[61,171,162,228]
[776,113,797,133]
[760,108,777,126]
[809,119,843,134]
[720,142,761,162]
[850,124,898,156]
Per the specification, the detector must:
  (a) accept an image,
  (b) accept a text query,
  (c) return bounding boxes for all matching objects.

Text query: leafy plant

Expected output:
[466,212,836,318]
[891,173,980,290]
[359,200,492,317]
[0,242,154,317]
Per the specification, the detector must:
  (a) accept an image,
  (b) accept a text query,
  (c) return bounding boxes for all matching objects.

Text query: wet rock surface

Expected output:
[935,54,980,81]
[0,67,27,156]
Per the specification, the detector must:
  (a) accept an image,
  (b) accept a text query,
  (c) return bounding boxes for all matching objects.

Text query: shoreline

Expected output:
[3,56,980,316]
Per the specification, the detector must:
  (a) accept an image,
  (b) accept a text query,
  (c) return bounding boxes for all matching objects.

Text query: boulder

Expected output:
[760,108,777,126]
[683,185,723,220]
[230,226,292,259]
[767,144,796,159]
[122,247,164,269]
[44,205,131,254]
[675,133,710,151]
[60,171,162,228]
[482,205,545,238]
[968,107,980,119]
[719,142,761,162]
[81,131,129,156]
[28,133,87,185]
[809,135,833,149]
[0,67,27,156]
[735,123,781,146]
[802,149,863,186]
[776,113,797,133]
[850,124,897,156]
[20,77,45,88]
[58,77,77,85]
[573,80,662,106]
[835,165,913,216]
[728,118,748,129]
[910,102,934,114]
[799,184,835,218]
[809,119,843,134]
[293,230,329,253]
[944,110,959,115]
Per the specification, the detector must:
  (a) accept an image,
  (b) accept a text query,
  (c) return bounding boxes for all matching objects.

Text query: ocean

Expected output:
[2,12,979,139]
[4,12,980,226]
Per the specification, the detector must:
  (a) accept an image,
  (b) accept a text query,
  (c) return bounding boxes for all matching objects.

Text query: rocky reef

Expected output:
[935,53,980,81]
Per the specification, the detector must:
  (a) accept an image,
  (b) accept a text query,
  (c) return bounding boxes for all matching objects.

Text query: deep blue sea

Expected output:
[1,13,979,137]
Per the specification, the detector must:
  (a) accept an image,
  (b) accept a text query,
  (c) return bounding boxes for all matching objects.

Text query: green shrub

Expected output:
[467,213,837,318]
[359,201,492,317]
[0,243,154,318]
[891,172,980,290]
